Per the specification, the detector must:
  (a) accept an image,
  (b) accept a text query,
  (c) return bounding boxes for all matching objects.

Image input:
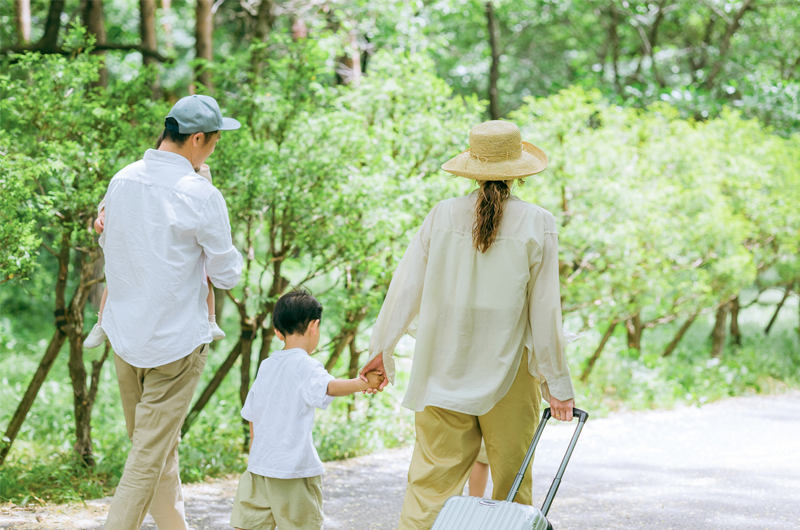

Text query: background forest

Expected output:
[0,0,799,505]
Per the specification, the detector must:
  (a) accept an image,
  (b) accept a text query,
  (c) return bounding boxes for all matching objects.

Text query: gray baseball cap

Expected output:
[165,94,241,134]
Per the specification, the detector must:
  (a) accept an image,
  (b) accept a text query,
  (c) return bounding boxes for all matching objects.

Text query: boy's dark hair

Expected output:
[155,117,218,148]
[273,289,323,337]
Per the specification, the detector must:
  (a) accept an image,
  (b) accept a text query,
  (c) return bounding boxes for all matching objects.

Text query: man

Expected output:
[100,95,243,530]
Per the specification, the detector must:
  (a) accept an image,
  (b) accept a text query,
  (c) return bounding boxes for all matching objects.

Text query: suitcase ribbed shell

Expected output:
[431,496,549,530]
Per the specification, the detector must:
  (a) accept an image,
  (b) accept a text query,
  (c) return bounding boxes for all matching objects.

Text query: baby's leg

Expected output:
[98,286,109,324]
[207,278,215,322]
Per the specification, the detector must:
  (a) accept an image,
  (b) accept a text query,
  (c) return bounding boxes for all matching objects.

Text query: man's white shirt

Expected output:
[242,348,335,479]
[99,149,242,368]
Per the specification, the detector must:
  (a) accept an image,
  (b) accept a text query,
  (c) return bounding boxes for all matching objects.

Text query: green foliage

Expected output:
[511,87,798,332]
[571,297,800,415]
[0,156,40,283]
[1,1,799,508]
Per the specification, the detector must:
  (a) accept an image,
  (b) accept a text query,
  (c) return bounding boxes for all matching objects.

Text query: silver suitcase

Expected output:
[431,407,588,530]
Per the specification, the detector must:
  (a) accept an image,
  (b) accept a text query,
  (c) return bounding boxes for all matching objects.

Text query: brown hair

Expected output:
[472,180,511,253]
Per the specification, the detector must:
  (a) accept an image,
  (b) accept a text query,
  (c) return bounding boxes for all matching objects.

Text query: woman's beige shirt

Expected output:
[365,193,575,415]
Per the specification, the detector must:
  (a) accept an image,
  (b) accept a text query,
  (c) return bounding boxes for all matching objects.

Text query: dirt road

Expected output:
[2,392,798,530]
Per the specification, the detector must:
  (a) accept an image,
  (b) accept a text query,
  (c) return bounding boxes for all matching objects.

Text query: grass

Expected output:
[0,291,797,505]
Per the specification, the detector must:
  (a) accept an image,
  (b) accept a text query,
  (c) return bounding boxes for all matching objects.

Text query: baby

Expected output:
[84,162,225,348]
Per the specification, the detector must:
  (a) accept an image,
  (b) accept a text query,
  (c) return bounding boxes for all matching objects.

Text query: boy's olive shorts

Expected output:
[230,470,323,530]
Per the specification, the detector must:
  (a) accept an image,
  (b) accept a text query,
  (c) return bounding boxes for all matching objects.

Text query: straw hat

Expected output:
[442,121,548,180]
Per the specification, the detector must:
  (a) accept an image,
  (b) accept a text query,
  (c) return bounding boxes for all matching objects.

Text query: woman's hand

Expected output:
[359,354,389,394]
[550,397,575,422]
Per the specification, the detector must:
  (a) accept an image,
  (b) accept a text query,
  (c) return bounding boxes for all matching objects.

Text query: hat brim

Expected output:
[441,141,548,180]
[220,117,242,131]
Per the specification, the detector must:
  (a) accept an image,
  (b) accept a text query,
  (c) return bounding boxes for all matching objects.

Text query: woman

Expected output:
[360,120,577,530]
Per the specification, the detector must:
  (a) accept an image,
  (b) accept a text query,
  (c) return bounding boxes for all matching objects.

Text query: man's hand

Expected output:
[550,397,575,422]
[360,354,389,394]
[364,371,385,391]
[94,210,106,234]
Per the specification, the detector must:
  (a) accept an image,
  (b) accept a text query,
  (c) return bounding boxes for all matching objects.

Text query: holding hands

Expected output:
[359,353,390,395]
[363,370,385,391]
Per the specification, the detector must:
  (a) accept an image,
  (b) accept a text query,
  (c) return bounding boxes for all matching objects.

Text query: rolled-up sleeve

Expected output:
[198,190,243,290]
[529,229,575,402]
[362,205,438,384]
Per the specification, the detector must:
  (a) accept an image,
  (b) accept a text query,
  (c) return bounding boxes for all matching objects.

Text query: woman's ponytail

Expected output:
[472,180,511,253]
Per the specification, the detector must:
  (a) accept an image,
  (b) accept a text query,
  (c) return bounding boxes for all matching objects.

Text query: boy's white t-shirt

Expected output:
[242,348,335,479]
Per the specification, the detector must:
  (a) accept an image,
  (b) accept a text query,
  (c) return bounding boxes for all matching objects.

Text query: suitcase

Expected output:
[431,407,589,530]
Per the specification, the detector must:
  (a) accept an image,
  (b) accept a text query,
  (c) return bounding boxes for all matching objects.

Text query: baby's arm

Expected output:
[327,371,384,397]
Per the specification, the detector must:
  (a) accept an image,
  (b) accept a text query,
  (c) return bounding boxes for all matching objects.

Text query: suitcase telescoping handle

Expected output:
[506,407,589,516]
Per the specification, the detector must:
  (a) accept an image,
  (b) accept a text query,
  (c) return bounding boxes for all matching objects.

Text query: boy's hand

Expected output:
[360,354,390,394]
[364,370,385,390]
[94,210,106,234]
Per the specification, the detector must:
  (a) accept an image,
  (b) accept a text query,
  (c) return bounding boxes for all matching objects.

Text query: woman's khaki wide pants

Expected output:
[398,353,542,530]
[103,344,208,530]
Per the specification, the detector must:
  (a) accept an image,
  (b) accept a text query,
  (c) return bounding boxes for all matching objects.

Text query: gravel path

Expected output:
[2,392,798,530]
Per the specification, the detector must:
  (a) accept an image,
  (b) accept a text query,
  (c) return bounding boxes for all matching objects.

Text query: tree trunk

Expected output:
[662,311,699,357]
[625,313,643,350]
[0,329,66,465]
[765,286,792,335]
[335,30,361,85]
[710,302,729,358]
[254,0,274,41]
[325,332,354,372]
[181,338,243,437]
[65,248,107,467]
[239,325,257,452]
[140,0,157,64]
[485,1,501,120]
[729,296,741,345]
[14,0,31,45]
[67,332,109,467]
[580,320,618,383]
[38,0,65,52]
[88,255,104,308]
[608,6,621,94]
[83,0,108,87]
[704,0,754,90]
[259,325,275,365]
[1,229,72,465]
[161,0,175,53]
[195,0,213,90]
[139,0,161,97]
[347,337,360,417]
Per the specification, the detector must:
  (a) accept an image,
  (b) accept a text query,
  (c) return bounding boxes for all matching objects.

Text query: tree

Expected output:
[180,44,480,448]
[13,0,31,45]
[82,0,107,87]
[0,30,167,466]
[485,1,500,120]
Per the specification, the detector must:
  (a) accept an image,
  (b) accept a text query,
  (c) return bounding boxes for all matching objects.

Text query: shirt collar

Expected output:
[143,149,196,173]
[271,348,309,357]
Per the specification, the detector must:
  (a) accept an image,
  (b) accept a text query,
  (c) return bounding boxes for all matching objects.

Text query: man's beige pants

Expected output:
[104,344,208,530]
[398,353,542,530]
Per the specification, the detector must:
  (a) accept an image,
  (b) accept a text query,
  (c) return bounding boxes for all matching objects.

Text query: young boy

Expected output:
[231,290,384,530]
